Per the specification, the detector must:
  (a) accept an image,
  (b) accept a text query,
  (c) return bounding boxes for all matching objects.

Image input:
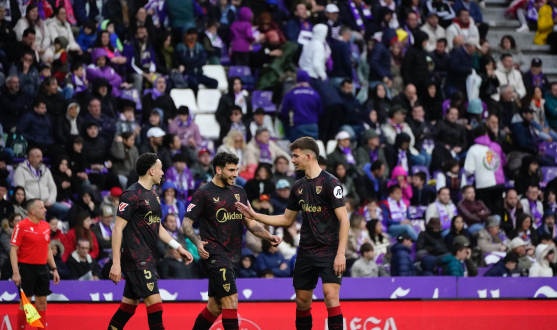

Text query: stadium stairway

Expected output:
[483,0,557,79]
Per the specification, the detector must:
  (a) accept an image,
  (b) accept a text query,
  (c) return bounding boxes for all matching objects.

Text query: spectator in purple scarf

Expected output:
[168,106,203,151]
[327,130,359,176]
[164,153,195,202]
[244,127,293,171]
[160,181,186,228]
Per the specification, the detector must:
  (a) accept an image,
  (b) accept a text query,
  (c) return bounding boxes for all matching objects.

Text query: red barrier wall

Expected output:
[2,300,556,330]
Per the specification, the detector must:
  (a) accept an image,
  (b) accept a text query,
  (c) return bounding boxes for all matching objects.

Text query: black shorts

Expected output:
[206,266,238,299]
[123,269,160,300]
[293,256,342,290]
[19,263,51,298]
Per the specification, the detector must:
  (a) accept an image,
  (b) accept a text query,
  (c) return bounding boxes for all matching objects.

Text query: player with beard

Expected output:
[183,152,281,330]
[107,153,193,330]
[236,137,350,330]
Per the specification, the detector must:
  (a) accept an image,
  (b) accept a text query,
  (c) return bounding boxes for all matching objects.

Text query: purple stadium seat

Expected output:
[541,167,557,188]
[101,191,110,199]
[543,142,557,161]
[228,66,252,78]
[412,166,430,179]
[252,91,276,112]
[220,44,231,66]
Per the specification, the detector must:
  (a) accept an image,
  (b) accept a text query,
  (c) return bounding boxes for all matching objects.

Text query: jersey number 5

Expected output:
[220,268,226,281]
[144,270,152,279]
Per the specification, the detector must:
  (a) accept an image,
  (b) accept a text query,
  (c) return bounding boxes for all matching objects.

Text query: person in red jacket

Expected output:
[62,212,99,261]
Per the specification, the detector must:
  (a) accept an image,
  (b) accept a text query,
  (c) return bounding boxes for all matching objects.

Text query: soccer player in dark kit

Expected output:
[182,152,281,330]
[107,153,193,330]
[236,137,350,330]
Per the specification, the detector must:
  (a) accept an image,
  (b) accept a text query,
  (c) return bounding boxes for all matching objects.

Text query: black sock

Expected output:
[192,307,218,330]
[108,303,137,330]
[296,308,312,330]
[222,309,239,330]
[327,306,343,330]
[147,303,164,330]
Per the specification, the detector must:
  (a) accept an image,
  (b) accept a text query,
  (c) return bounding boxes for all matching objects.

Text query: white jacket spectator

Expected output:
[14,15,53,63]
[381,119,419,156]
[14,153,57,205]
[274,227,300,260]
[425,198,458,224]
[529,244,556,277]
[298,24,330,80]
[446,17,479,50]
[493,55,527,101]
[46,8,81,52]
[464,134,506,190]
[420,15,446,52]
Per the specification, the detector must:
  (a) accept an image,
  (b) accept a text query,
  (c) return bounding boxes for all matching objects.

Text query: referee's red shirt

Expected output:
[11,218,50,264]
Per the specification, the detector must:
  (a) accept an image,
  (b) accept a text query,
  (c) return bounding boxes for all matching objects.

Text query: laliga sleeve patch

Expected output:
[333,186,343,199]
[187,204,196,212]
[118,202,129,212]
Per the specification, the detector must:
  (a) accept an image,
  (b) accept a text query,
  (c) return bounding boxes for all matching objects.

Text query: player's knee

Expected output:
[323,291,339,307]
[295,296,312,309]
[220,295,239,309]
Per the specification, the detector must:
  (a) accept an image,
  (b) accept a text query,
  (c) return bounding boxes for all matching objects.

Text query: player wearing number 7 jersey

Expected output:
[107,153,193,330]
[236,137,350,330]
[183,152,281,330]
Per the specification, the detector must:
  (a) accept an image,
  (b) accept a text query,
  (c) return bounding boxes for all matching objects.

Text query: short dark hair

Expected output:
[274,155,289,165]
[387,184,401,195]
[438,187,450,195]
[185,27,198,35]
[474,125,488,138]
[136,153,159,176]
[452,243,466,256]
[437,38,447,46]
[212,152,239,172]
[500,53,513,62]
[457,8,469,16]
[46,215,57,223]
[177,106,190,115]
[121,131,134,140]
[414,172,426,183]
[340,79,353,87]
[32,97,46,108]
[461,185,474,194]
[504,252,519,264]
[230,106,243,114]
[71,61,83,72]
[371,160,384,172]
[172,153,188,163]
[0,180,9,190]
[83,20,97,31]
[360,242,374,255]
[289,137,319,158]
[23,27,36,38]
[318,156,327,166]
[26,198,42,212]
[22,50,35,59]
[262,239,272,253]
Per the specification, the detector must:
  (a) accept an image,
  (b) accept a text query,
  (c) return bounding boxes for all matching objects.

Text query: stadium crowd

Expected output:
[1,0,557,282]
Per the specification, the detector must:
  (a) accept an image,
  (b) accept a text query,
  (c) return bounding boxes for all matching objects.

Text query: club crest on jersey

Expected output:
[297,188,303,195]
[223,284,231,292]
[147,282,154,291]
[235,194,240,201]
[118,202,129,212]
[213,197,220,203]
[316,186,322,194]
[187,204,196,212]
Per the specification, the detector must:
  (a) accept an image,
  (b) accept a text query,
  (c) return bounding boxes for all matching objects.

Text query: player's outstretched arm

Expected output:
[334,206,350,276]
[182,217,210,259]
[109,216,128,284]
[236,201,298,227]
[244,218,282,246]
[159,225,194,264]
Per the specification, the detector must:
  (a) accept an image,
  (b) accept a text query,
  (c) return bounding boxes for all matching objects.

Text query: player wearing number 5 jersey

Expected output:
[107,153,193,330]
[183,152,281,330]
[236,137,350,330]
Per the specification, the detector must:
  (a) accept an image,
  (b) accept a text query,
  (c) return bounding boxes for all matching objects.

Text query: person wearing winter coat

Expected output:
[493,54,527,101]
[86,48,123,97]
[421,13,446,52]
[385,134,414,178]
[46,7,81,53]
[340,0,374,35]
[244,128,294,171]
[158,246,199,279]
[0,76,29,132]
[484,252,520,276]
[401,30,431,92]
[510,213,540,247]
[239,248,259,278]
[55,99,83,147]
[298,24,330,82]
[444,215,472,248]
[14,4,53,63]
[478,216,509,253]
[327,131,359,177]
[425,0,456,28]
[355,129,389,175]
[66,186,99,228]
[382,104,420,156]
[16,97,57,153]
[529,243,556,277]
[380,185,418,240]
[390,235,417,276]
[534,0,557,45]
[141,76,177,125]
[255,240,291,277]
[368,28,396,89]
[111,131,139,188]
[441,242,476,276]
[160,181,186,228]
[49,239,71,280]
[444,40,474,97]
[329,26,353,84]
[9,51,41,100]
[417,217,449,258]
[168,106,203,150]
[284,2,313,45]
[445,9,480,50]
[464,126,507,210]
[66,239,101,280]
[164,153,195,201]
[62,212,99,262]
[426,187,458,230]
[230,7,255,66]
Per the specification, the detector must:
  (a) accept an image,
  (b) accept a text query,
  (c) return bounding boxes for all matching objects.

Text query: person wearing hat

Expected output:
[416,217,450,275]
[92,205,115,261]
[55,99,83,147]
[478,215,510,254]
[169,105,203,150]
[390,233,417,276]
[355,128,389,174]
[111,131,140,189]
[49,239,71,279]
[100,186,122,222]
[245,127,294,170]
[270,179,291,215]
[421,12,446,52]
[139,126,172,171]
[325,3,342,41]
[529,243,556,277]
[509,237,534,273]
[190,148,215,184]
[523,57,550,92]
[326,131,358,175]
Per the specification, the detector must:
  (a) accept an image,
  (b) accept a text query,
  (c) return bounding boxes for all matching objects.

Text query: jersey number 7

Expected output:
[220,268,226,281]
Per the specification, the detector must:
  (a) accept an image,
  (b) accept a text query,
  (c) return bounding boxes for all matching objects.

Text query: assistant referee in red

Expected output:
[10,199,60,329]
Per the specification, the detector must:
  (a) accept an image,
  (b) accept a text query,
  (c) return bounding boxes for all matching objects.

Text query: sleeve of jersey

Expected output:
[185,191,205,222]
[328,179,346,209]
[10,223,22,247]
[117,192,135,221]
[286,186,302,211]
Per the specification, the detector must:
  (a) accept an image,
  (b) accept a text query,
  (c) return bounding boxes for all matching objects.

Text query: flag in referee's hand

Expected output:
[18,285,43,328]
